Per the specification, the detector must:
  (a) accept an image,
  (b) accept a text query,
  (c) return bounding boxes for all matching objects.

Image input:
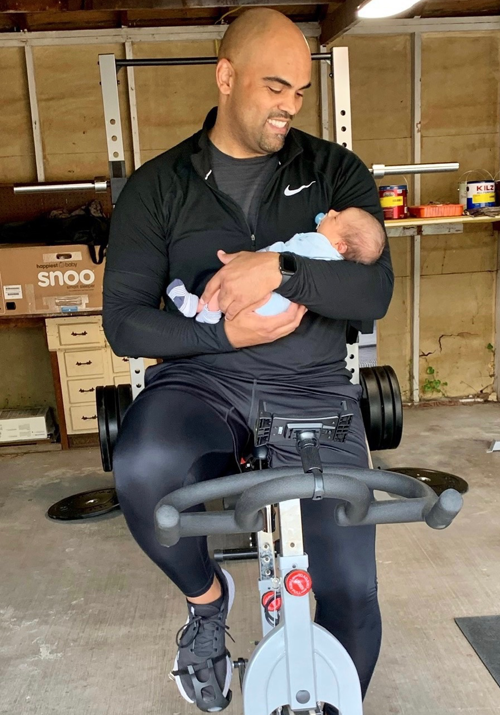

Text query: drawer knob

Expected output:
[79,387,95,393]
[122,358,129,363]
[71,331,88,337]
[82,415,97,421]
[76,360,92,366]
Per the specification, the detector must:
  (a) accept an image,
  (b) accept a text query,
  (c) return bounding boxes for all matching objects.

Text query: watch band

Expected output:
[279,252,297,287]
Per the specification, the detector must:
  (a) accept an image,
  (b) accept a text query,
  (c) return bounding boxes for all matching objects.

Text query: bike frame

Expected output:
[244,495,363,715]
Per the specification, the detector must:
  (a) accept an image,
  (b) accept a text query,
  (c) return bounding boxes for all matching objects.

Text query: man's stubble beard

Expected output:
[256,123,288,154]
[229,108,287,156]
[257,132,286,154]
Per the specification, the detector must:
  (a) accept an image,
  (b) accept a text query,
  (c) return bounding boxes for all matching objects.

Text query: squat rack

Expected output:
[13,44,459,401]
[94,49,458,398]
[98,48,355,204]
[95,49,458,204]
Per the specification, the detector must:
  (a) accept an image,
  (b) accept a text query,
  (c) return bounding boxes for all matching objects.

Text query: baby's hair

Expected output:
[337,208,386,264]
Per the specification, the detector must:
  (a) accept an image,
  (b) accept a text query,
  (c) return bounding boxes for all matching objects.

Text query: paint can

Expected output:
[379,184,408,220]
[458,171,497,209]
[495,173,500,207]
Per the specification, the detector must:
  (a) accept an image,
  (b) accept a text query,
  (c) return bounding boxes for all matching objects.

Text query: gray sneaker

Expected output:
[172,563,235,712]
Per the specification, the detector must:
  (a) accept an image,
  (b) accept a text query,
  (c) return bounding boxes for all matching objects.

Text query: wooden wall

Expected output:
[0,48,34,183]
[418,32,498,400]
[0,29,499,407]
[335,31,499,401]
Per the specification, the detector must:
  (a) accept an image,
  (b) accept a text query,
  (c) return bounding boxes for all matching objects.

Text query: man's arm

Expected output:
[275,151,394,322]
[201,151,394,323]
[102,169,235,358]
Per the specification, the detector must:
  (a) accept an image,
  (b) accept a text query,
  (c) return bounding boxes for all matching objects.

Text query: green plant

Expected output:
[422,366,448,396]
[487,343,495,352]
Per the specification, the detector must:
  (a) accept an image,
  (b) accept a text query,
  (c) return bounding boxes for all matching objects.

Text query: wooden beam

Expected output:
[320,0,365,45]
[420,0,500,17]
[93,0,319,8]
[0,0,321,9]
[0,0,64,11]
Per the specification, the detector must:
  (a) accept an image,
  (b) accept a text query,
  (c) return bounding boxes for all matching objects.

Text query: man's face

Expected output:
[223,44,312,155]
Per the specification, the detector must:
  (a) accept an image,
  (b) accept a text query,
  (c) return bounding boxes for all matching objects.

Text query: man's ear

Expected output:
[215,58,234,96]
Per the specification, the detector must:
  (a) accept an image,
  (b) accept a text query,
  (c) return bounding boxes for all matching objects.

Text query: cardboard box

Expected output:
[0,407,56,443]
[0,244,105,316]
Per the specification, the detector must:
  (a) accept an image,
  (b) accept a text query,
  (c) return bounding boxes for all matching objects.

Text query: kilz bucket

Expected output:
[458,171,497,210]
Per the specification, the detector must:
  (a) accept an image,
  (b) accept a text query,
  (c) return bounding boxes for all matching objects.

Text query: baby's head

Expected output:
[317,207,385,264]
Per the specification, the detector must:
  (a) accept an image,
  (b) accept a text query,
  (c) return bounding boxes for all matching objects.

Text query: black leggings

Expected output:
[113,365,382,697]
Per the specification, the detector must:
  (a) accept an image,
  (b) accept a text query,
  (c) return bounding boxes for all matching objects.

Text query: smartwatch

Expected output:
[279,252,297,287]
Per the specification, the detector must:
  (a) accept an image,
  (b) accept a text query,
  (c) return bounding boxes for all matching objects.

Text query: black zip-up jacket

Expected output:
[103,108,394,383]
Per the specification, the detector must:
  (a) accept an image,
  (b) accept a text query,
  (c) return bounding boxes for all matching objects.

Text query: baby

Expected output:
[167,207,385,324]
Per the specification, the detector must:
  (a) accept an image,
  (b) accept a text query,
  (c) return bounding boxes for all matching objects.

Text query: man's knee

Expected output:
[314,576,379,622]
[113,429,189,504]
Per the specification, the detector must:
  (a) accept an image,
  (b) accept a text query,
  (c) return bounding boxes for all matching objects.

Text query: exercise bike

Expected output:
[155,401,463,715]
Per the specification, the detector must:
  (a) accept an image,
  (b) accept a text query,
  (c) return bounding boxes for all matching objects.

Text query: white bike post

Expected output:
[243,495,363,715]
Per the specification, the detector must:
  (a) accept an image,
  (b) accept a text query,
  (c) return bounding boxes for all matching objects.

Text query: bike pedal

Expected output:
[233,657,248,668]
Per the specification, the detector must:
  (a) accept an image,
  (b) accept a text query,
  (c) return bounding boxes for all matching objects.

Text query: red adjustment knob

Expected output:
[285,570,313,597]
[262,591,282,612]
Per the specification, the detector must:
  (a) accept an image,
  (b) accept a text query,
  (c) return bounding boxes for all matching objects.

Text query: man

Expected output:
[103,9,394,714]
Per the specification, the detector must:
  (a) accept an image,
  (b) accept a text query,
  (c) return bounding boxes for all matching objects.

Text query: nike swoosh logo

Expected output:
[284,181,316,197]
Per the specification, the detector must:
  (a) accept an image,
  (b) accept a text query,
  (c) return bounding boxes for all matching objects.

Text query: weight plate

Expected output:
[372,366,395,451]
[96,385,112,472]
[47,488,119,520]
[360,367,383,451]
[104,386,120,469]
[384,365,403,449]
[388,468,469,496]
[116,383,133,429]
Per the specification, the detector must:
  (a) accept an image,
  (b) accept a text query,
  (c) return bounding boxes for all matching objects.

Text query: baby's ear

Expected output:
[336,240,348,255]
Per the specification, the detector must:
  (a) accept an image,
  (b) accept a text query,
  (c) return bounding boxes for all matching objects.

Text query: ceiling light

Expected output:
[358,0,420,19]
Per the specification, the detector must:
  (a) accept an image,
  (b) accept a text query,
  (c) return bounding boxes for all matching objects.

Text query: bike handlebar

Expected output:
[154,466,463,548]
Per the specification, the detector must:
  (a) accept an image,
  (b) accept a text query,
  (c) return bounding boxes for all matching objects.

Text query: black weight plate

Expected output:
[388,468,469,496]
[384,365,403,449]
[372,366,395,451]
[104,385,120,467]
[116,383,133,429]
[96,385,112,473]
[47,488,119,520]
[360,367,383,451]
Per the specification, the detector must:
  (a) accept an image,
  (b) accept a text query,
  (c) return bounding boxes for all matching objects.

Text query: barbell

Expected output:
[96,365,404,472]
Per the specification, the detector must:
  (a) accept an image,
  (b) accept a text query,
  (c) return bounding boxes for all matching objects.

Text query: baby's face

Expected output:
[317,209,343,246]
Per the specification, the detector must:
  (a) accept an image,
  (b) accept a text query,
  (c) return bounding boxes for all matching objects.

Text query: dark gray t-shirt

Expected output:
[209,141,279,233]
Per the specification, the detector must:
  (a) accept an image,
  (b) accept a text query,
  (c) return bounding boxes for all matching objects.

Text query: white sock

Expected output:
[195,304,222,324]
[167,279,199,318]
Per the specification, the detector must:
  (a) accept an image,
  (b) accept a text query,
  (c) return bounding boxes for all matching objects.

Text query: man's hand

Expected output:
[224,301,308,349]
[201,250,282,321]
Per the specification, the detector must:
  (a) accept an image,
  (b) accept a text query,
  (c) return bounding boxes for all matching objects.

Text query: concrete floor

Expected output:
[1,404,500,715]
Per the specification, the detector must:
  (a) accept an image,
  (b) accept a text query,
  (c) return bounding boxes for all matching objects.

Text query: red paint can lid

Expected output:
[285,570,313,597]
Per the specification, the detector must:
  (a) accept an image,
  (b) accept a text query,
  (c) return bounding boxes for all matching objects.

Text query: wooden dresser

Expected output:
[45,316,155,441]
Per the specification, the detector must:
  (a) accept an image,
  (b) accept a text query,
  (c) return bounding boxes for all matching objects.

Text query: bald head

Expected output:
[218,9,310,66]
[210,9,312,158]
